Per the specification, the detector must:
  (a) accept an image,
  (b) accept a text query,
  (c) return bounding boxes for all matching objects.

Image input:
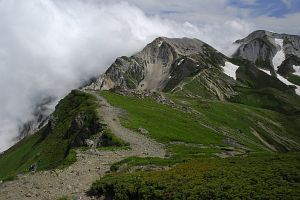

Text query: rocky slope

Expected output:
[87,37,243,100]
[87,32,300,102]
[233,30,300,70]
[85,32,300,118]
[233,30,300,95]
[0,91,166,200]
[1,30,300,200]
[12,31,300,152]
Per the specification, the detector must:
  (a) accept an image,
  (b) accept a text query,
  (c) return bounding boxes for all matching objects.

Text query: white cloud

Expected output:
[281,0,293,8]
[0,0,298,152]
[0,0,179,151]
[253,12,300,35]
[0,0,253,152]
[240,0,258,5]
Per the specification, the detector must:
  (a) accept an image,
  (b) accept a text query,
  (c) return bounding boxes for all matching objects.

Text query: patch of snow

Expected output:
[270,39,299,95]
[292,65,300,76]
[177,59,184,66]
[276,74,300,95]
[196,64,199,67]
[158,40,163,47]
[258,68,271,75]
[272,38,285,71]
[222,61,239,80]
[168,75,172,79]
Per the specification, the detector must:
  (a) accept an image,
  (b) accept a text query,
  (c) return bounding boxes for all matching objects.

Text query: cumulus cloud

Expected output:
[281,0,293,8]
[0,0,172,151]
[254,13,300,35]
[3,0,296,152]
[0,0,253,152]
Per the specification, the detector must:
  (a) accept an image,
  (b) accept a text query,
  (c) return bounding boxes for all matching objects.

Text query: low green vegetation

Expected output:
[91,91,300,199]
[100,91,230,170]
[171,94,300,151]
[109,145,222,172]
[230,86,300,114]
[0,90,100,180]
[170,144,221,158]
[91,153,300,200]
[98,125,129,147]
[170,69,220,100]
[101,91,223,146]
[288,74,300,86]
[110,156,178,172]
[102,91,300,154]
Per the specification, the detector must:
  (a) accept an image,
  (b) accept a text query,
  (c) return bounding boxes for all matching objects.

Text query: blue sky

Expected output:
[120,0,300,36]
[229,0,300,17]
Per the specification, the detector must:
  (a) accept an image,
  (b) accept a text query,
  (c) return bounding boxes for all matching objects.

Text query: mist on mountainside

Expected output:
[0,0,251,152]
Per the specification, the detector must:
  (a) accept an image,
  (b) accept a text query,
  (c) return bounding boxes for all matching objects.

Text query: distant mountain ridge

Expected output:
[87,30,300,101]
[87,37,242,100]
[17,30,300,146]
[1,30,300,199]
[233,30,300,95]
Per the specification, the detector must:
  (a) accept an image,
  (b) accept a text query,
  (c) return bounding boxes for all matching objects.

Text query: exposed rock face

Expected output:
[86,37,239,100]
[17,96,56,140]
[234,30,277,70]
[277,55,300,76]
[64,112,102,147]
[87,31,300,99]
[233,30,300,74]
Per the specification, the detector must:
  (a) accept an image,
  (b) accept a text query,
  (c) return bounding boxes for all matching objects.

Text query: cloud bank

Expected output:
[2,0,296,152]
[0,0,252,152]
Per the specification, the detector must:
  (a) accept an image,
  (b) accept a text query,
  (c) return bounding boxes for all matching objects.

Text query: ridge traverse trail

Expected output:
[0,90,166,200]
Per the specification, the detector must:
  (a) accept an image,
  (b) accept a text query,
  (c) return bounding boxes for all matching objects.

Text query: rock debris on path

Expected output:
[0,90,166,200]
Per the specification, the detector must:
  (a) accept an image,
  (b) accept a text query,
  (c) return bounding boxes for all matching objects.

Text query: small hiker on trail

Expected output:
[29,163,37,172]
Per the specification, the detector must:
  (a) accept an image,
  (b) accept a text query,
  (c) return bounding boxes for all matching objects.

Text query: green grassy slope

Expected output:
[230,87,300,114]
[101,91,222,146]
[176,95,300,150]
[0,90,100,180]
[102,91,300,153]
[91,153,300,200]
[170,68,235,100]
[91,91,300,199]
[288,74,300,86]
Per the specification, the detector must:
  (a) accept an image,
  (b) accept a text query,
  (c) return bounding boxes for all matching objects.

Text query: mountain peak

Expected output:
[86,36,226,92]
[145,37,206,56]
[235,30,300,44]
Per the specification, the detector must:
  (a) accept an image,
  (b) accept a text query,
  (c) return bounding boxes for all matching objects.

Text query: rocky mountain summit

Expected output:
[87,37,241,100]
[87,37,224,89]
[87,31,300,100]
[1,30,300,200]
[16,30,300,149]
[234,30,300,79]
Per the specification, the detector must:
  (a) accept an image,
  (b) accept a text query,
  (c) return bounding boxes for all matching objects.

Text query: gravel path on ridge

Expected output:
[0,90,166,200]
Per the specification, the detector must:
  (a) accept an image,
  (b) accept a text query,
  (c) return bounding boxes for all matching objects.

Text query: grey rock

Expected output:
[85,139,94,148]
[25,192,34,197]
[233,30,300,73]
[85,37,239,100]
[86,37,223,91]
[138,128,149,135]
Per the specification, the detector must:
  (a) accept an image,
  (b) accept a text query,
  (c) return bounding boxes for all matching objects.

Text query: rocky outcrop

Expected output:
[86,37,230,93]
[63,112,102,147]
[233,30,277,70]
[233,30,300,74]
[17,96,56,140]
[86,32,300,99]
[277,55,300,76]
[86,37,242,101]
